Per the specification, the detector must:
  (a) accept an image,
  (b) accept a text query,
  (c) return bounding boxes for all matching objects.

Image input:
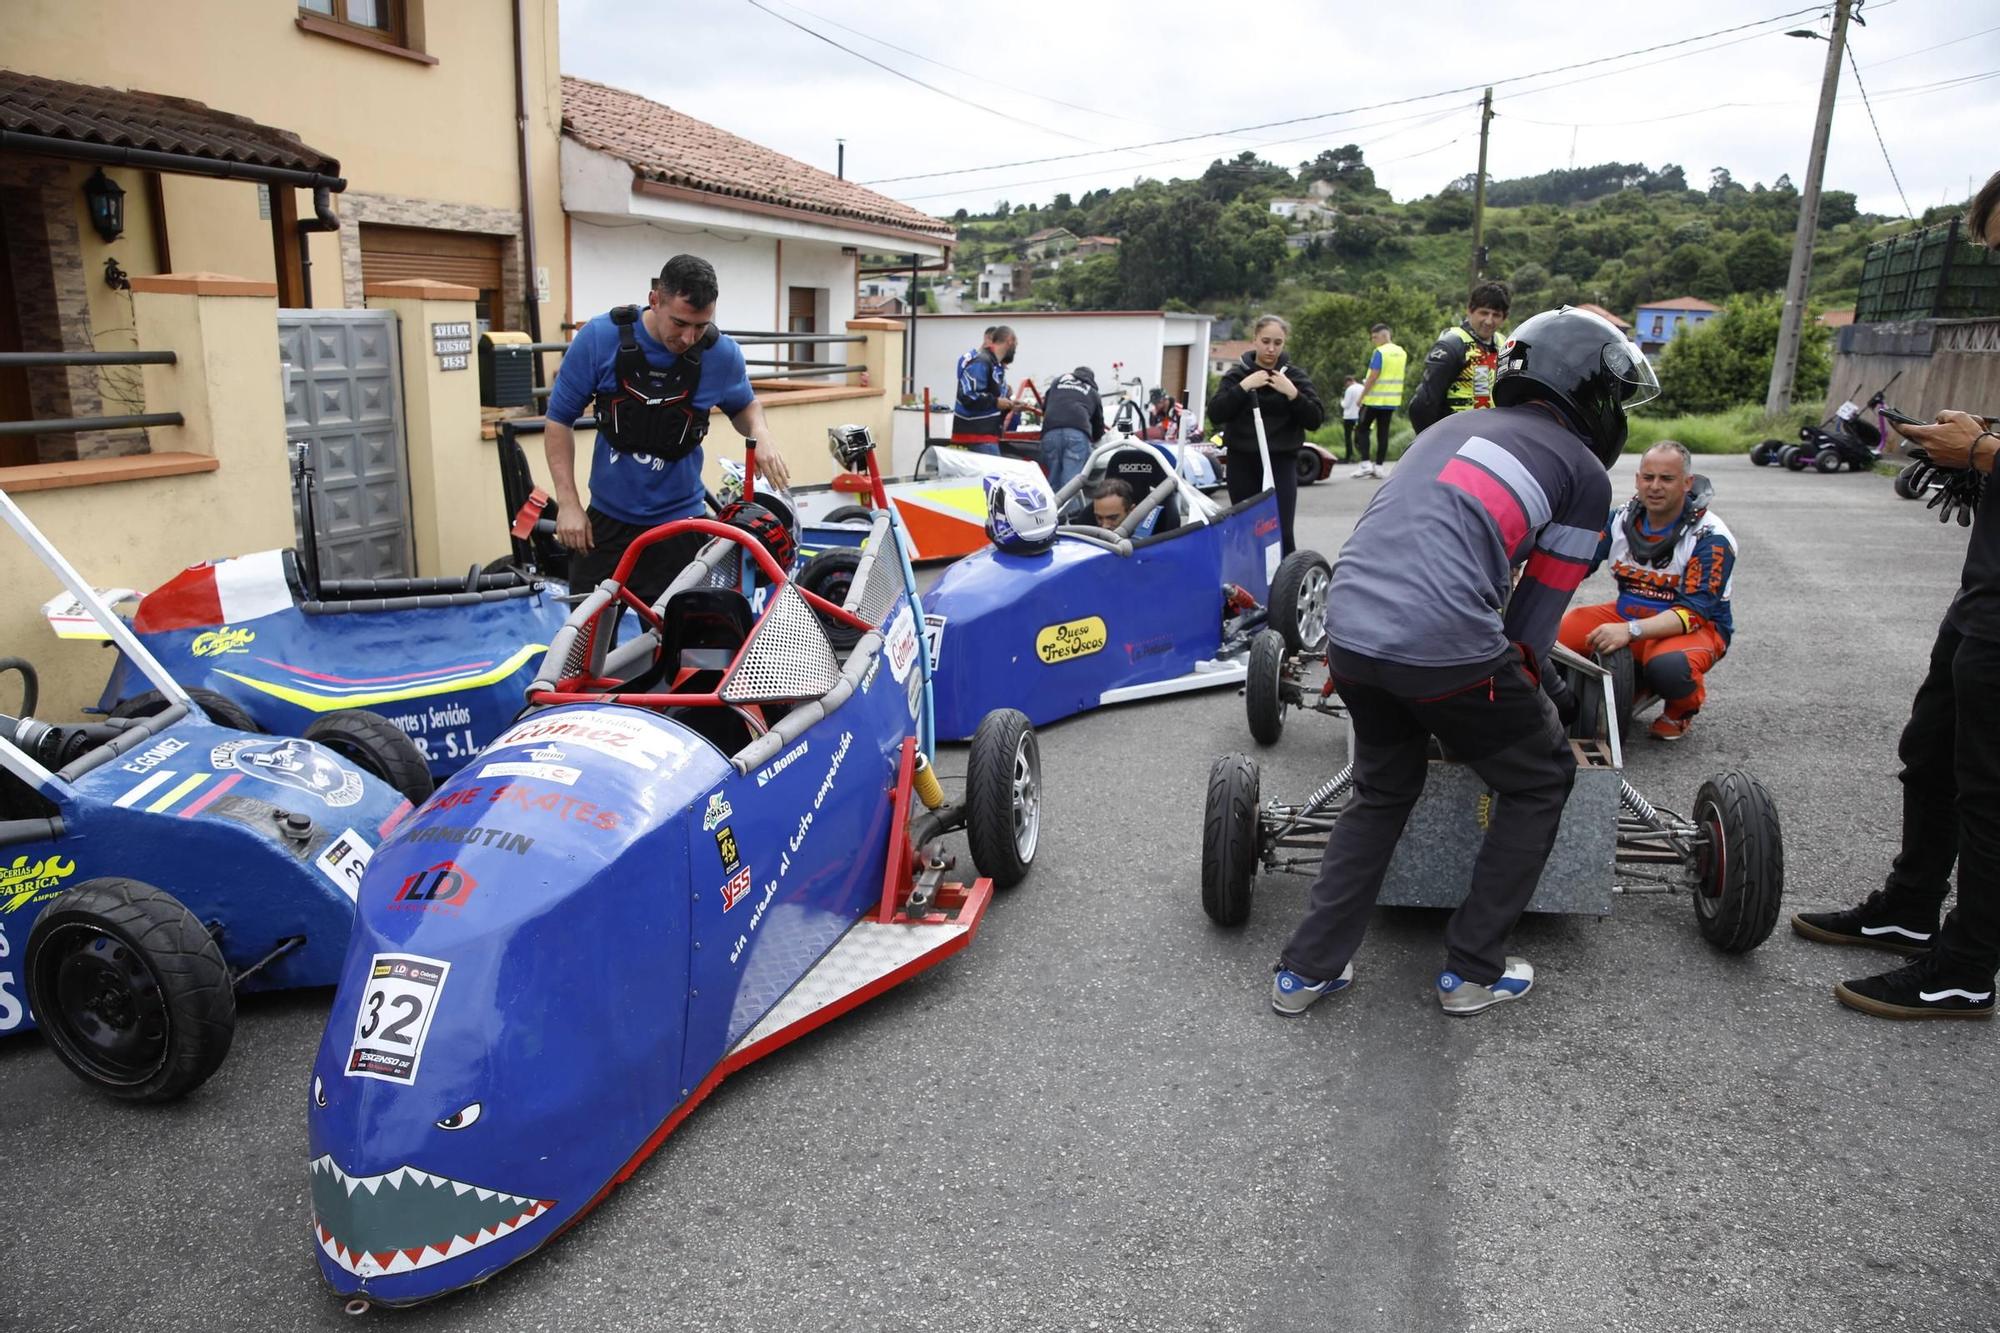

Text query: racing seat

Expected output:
[620,588,755,696]
[1101,445,1180,537]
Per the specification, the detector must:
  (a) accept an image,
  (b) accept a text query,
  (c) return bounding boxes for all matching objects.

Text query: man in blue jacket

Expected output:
[543,254,791,604]
[952,325,1018,453]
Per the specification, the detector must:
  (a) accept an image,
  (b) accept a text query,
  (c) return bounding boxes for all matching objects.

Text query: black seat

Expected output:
[621,587,755,695]
[1102,446,1180,536]
[663,704,760,755]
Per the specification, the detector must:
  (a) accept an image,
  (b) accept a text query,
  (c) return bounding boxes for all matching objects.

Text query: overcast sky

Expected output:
[560,0,1998,223]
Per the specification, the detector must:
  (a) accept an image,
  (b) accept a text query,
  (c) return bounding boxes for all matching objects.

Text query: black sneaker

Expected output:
[1791,889,1938,956]
[1835,956,1995,1021]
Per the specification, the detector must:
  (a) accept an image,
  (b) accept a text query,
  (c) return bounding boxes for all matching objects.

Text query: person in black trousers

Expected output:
[1207,314,1324,556]
[1791,171,2000,1019]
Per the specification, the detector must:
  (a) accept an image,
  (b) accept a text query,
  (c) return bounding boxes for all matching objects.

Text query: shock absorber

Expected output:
[912,751,945,810]
[1300,762,1356,817]
[1618,778,1660,826]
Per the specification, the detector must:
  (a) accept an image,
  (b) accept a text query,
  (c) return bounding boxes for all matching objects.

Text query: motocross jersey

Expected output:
[1598,502,1737,642]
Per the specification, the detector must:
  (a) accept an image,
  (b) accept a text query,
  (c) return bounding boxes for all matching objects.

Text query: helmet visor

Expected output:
[1604,338,1660,410]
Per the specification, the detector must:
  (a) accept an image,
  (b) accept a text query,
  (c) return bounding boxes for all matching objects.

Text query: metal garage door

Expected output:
[278,309,412,581]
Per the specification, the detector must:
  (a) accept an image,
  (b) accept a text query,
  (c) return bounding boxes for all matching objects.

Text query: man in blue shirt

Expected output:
[543,253,791,603]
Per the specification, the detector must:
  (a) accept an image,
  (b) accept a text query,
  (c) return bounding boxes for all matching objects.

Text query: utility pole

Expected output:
[1469,87,1494,290]
[1765,0,1852,415]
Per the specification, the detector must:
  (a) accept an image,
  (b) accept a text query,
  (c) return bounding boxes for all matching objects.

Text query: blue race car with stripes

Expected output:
[0,488,419,1102]
[55,449,568,780]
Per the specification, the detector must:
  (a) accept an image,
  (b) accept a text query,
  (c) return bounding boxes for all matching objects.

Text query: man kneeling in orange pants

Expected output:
[1559,440,1735,741]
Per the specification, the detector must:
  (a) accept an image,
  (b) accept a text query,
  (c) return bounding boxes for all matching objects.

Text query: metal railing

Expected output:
[0,350,184,439]
[518,328,870,400]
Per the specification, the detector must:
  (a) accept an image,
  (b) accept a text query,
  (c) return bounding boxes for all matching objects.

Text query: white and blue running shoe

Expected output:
[1437,957,1534,1015]
[1271,962,1354,1015]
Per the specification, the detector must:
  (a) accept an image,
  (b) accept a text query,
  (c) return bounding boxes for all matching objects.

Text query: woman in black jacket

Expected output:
[1207,314,1324,556]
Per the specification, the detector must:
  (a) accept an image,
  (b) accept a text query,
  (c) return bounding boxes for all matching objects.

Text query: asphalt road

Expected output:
[3,454,1994,1333]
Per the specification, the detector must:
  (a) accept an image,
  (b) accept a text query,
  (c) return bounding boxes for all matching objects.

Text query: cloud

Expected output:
[561,0,2000,220]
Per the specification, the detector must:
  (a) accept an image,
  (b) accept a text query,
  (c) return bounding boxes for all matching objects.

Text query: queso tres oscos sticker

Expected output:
[1035,616,1107,664]
[345,953,450,1085]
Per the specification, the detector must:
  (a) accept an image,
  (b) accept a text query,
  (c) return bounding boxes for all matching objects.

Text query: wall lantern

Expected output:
[83,168,125,243]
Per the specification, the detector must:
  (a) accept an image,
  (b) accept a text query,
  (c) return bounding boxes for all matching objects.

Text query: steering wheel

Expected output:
[605,517,872,637]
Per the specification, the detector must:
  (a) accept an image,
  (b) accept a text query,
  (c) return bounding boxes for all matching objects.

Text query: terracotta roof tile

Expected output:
[561,76,952,244]
[1574,302,1631,331]
[1640,296,1722,312]
[0,69,339,175]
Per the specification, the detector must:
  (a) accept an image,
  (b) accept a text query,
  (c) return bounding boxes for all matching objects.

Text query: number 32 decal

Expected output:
[345,953,450,1085]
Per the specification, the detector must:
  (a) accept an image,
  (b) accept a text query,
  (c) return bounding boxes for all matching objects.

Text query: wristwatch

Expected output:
[1625,620,1643,641]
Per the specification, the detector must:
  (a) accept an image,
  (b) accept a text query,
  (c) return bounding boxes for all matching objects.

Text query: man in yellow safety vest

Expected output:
[1353,323,1406,478]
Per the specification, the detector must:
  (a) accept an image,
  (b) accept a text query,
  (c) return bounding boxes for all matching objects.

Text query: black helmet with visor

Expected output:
[1492,306,1659,468]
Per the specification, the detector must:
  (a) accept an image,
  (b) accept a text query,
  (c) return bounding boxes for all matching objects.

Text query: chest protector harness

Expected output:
[1618,475,1715,567]
[1443,324,1499,412]
[595,305,719,460]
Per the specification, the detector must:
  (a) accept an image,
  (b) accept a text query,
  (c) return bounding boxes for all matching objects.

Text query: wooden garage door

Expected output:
[359,224,507,330]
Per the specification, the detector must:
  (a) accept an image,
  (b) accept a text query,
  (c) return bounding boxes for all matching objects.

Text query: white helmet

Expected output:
[983,473,1057,554]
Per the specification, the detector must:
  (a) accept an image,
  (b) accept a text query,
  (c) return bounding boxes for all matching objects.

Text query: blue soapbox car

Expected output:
[922,437,1337,740]
[0,489,417,1102]
[305,426,1039,1308]
[61,448,570,781]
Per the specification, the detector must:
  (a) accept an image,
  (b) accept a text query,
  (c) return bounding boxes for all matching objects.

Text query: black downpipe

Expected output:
[295,184,341,308]
[512,0,547,384]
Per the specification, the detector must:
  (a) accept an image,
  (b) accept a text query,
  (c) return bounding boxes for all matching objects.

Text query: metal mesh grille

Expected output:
[703,546,744,591]
[722,582,844,703]
[849,517,902,627]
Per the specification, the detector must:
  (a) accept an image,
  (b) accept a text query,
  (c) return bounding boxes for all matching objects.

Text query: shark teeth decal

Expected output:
[309,1155,555,1279]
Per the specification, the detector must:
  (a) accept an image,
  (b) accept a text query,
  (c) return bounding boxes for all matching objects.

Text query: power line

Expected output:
[1844,43,1916,217]
[757,0,1167,130]
[860,4,1823,186]
[742,0,1101,147]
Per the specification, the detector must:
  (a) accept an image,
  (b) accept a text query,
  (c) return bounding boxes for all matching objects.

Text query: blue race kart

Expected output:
[921,437,1315,740]
[0,490,417,1102]
[67,448,571,781]
[304,426,1040,1308]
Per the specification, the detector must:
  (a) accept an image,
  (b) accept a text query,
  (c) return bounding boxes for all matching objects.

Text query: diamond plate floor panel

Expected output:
[730,917,971,1055]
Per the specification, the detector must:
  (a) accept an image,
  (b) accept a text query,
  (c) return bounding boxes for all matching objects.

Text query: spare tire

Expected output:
[796,548,865,654]
[303,710,434,804]
[112,687,260,733]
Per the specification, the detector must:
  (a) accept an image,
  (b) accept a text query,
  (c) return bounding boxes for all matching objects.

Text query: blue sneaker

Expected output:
[1270,962,1354,1015]
[1437,957,1534,1015]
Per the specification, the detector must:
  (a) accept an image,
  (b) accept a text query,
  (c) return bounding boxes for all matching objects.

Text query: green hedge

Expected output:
[1294,403,1819,462]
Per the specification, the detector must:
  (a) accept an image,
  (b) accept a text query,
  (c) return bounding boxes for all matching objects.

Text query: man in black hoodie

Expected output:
[1206,315,1324,556]
[1039,365,1106,492]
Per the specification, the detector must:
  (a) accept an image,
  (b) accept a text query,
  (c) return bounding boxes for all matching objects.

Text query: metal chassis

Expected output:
[1251,644,1710,902]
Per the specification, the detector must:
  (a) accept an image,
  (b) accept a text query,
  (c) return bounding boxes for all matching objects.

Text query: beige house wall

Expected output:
[11,0,566,330]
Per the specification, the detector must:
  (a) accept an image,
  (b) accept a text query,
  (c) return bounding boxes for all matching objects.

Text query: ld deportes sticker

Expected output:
[1035,615,1107,664]
[346,953,450,1085]
[211,738,362,808]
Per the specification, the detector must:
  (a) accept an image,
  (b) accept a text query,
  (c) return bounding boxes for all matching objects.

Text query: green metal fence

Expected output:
[1856,217,2000,323]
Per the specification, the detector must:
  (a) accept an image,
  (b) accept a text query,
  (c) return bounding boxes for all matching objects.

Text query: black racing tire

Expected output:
[1268,550,1332,655]
[1813,447,1842,474]
[1783,446,1808,472]
[1749,439,1783,467]
[796,548,865,654]
[1600,647,1637,741]
[1894,462,1925,500]
[965,709,1039,890]
[112,687,261,733]
[823,504,876,525]
[24,878,235,1102]
[1294,451,1320,487]
[303,710,435,804]
[1690,770,1785,953]
[1201,754,1260,927]
[1245,629,1288,747]
[482,555,516,576]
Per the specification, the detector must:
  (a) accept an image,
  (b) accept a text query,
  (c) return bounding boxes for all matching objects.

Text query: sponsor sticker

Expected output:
[0,855,77,914]
[346,953,450,1084]
[1034,616,1108,665]
[191,626,256,657]
[719,865,753,912]
[714,825,740,873]
[314,829,373,901]
[478,760,581,786]
[860,655,880,694]
[922,613,947,671]
[389,860,481,915]
[755,740,809,787]
[491,712,688,772]
[0,924,22,1031]
[886,606,920,683]
[211,738,362,808]
[121,736,187,775]
[1126,634,1174,663]
[701,793,733,831]
[485,783,620,830]
[398,825,535,856]
[906,663,923,718]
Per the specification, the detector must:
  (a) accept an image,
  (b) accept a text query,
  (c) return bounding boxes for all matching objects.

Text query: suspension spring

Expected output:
[1301,763,1356,817]
[1619,778,1660,826]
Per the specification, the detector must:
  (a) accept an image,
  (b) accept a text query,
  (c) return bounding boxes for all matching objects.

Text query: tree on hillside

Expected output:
[1725,229,1791,293]
[1288,283,1453,398]
[1653,293,1830,414]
